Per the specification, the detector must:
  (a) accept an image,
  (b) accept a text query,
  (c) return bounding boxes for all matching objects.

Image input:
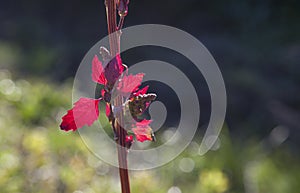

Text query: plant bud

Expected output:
[117,0,129,17]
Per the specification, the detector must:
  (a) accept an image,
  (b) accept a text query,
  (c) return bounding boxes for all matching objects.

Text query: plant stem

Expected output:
[105,1,130,193]
[105,0,120,56]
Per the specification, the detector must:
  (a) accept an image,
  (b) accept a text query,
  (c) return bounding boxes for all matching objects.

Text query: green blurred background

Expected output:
[0,1,300,193]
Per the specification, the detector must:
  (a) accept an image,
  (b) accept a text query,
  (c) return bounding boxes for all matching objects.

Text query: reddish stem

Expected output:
[105,0,120,55]
[105,1,130,193]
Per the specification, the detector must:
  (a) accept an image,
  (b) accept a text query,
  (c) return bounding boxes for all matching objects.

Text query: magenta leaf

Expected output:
[117,73,144,94]
[132,119,153,142]
[133,85,149,96]
[105,103,111,117]
[104,54,124,85]
[92,55,107,85]
[60,97,100,131]
[125,135,133,149]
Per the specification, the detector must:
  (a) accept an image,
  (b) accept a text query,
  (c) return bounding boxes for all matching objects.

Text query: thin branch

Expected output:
[117,16,125,30]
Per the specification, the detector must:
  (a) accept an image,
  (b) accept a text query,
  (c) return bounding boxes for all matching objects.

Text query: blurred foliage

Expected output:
[0,69,299,193]
[0,1,300,192]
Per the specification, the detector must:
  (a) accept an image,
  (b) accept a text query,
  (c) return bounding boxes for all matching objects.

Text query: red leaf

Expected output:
[92,55,107,85]
[133,85,149,96]
[104,54,124,84]
[125,135,133,149]
[105,103,111,117]
[101,89,106,97]
[117,73,144,94]
[132,119,153,142]
[125,135,133,143]
[60,98,100,131]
